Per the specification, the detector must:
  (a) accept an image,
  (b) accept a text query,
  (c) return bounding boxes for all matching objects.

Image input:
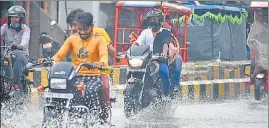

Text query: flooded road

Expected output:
[1,94,268,128]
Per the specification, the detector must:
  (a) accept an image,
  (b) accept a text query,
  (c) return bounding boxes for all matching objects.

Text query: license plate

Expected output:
[43,43,52,49]
[43,92,74,99]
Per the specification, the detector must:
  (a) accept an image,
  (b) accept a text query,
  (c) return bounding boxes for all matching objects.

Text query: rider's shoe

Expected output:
[170,85,181,99]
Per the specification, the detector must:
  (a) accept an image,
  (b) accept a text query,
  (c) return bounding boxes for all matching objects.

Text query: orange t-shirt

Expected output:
[52,33,108,75]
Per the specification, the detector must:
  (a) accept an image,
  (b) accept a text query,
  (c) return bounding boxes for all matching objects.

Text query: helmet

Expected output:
[146,8,164,22]
[7,6,26,18]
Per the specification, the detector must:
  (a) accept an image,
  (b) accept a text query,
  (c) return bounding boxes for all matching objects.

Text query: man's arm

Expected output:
[0,24,7,37]
[107,44,116,57]
[19,25,31,49]
[98,28,116,57]
[98,36,109,66]
[51,37,72,62]
[133,30,146,46]
[171,33,180,54]
[161,30,171,56]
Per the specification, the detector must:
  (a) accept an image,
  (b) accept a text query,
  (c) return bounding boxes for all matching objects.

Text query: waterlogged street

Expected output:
[1,94,268,128]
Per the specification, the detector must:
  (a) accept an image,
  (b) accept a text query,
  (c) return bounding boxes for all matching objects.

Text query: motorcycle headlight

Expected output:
[43,43,52,49]
[256,74,265,79]
[50,78,67,89]
[129,59,143,68]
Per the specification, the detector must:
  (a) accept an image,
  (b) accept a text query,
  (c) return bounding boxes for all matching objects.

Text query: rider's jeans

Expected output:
[100,74,110,110]
[159,62,171,96]
[12,53,28,85]
[171,55,183,89]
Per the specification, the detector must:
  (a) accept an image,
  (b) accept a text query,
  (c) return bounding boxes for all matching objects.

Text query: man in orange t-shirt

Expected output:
[65,9,116,120]
[51,12,109,122]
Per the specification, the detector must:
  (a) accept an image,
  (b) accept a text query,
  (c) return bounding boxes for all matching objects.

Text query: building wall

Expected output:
[57,1,101,30]
[28,1,66,59]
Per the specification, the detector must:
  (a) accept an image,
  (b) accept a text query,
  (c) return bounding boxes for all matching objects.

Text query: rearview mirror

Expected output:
[50,20,57,26]
[115,58,121,63]
[187,42,191,47]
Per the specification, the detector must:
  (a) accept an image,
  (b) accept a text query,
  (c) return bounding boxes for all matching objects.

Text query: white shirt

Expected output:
[135,27,167,52]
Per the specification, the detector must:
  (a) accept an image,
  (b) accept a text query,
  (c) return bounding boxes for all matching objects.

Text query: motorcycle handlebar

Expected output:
[36,59,54,67]
[75,63,109,73]
[116,52,170,59]
[1,45,23,51]
[152,55,170,59]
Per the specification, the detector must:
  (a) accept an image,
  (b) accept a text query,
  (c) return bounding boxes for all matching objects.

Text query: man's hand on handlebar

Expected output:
[37,58,54,67]
[92,62,104,68]
[161,52,168,59]
[38,58,47,64]
[11,45,24,50]
[17,45,24,50]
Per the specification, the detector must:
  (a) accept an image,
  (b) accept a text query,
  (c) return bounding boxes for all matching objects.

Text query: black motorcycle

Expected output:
[39,32,61,59]
[38,61,111,127]
[117,45,168,117]
[0,46,36,101]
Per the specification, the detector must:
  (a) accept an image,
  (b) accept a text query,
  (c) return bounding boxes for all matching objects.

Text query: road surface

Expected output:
[1,94,268,128]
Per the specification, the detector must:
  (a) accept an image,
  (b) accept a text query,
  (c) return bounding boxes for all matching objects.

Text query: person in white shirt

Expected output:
[133,8,173,96]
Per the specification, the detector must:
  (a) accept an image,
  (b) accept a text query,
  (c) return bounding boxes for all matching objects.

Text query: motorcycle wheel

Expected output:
[21,78,31,93]
[124,86,142,117]
[3,81,12,95]
[254,79,265,100]
[42,107,57,128]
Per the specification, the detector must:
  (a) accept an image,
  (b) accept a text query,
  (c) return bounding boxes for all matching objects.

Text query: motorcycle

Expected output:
[39,20,61,59]
[253,70,268,100]
[117,45,168,117]
[37,61,111,127]
[1,46,36,102]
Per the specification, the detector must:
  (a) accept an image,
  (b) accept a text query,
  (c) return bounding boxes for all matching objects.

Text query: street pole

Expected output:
[0,102,1,128]
[24,1,30,25]
[267,1,269,127]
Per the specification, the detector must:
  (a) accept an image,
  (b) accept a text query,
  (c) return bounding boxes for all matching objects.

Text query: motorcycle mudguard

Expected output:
[123,84,135,95]
[45,103,56,108]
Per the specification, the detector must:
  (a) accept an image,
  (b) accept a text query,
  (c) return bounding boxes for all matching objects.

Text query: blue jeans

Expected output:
[159,62,171,96]
[12,53,29,85]
[171,55,183,89]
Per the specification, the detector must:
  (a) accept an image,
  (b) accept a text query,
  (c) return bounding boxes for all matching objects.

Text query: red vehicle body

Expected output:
[112,1,192,66]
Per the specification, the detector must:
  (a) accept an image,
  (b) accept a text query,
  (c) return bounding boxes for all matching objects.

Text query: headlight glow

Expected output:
[50,78,67,89]
[129,59,143,67]
[256,74,265,79]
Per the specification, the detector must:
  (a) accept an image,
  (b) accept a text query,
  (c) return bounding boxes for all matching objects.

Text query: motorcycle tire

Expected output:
[124,87,133,117]
[21,78,31,93]
[42,107,56,128]
[254,79,265,100]
[3,81,12,95]
[124,84,142,117]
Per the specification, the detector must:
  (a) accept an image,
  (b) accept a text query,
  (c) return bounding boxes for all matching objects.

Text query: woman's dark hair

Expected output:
[66,8,85,25]
[77,12,93,27]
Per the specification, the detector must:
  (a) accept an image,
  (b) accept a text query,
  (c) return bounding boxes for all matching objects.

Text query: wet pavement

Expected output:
[1,94,268,128]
